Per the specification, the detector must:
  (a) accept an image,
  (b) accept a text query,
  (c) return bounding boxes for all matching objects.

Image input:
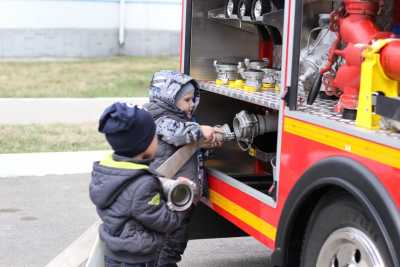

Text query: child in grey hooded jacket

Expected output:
[144,70,222,267]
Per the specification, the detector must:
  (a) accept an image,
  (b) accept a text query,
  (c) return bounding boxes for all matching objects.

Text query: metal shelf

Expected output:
[255,10,284,32]
[207,7,283,33]
[200,81,400,147]
[199,81,281,110]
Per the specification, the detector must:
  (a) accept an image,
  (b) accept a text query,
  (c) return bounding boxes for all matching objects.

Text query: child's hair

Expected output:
[98,102,156,157]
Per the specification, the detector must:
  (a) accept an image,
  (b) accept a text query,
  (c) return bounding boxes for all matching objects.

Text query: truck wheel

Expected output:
[301,193,394,267]
[225,0,239,18]
[251,0,271,20]
[237,0,252,19]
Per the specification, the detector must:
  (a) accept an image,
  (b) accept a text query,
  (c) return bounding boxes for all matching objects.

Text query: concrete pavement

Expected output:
[0,173,271,267]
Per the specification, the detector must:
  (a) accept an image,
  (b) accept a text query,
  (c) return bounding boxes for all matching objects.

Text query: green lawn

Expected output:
[0,56,179,153]
[0,56,179,97]
[0,123,109,153]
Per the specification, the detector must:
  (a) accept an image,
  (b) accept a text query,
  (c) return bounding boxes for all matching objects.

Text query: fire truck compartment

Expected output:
[197,90,277,197]
[229,173,274,194]
[189,0,260,81]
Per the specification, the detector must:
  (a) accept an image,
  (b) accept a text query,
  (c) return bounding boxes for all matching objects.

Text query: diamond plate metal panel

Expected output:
[297,99,400,142]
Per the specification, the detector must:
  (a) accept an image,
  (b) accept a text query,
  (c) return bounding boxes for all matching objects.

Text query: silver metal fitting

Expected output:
[244,58,270,70]
[298,16,336,96]
[158,177,197,211]
[214,60,240,83]
[232,110,278,151]
[214,124,236,142]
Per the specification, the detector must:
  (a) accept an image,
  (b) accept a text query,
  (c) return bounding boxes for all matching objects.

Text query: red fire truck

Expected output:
[181,0,400,266]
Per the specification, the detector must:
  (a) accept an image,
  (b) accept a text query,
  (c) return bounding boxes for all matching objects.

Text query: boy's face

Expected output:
[176,91,195,119]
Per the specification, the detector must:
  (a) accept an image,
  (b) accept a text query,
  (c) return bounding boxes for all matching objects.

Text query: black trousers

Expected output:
[156,208,193,267]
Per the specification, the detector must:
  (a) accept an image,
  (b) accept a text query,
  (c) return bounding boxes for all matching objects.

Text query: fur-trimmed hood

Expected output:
[146,70,200,119]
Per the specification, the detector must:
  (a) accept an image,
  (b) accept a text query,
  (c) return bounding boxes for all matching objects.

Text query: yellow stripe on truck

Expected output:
[284,117,400,169]
[209,189,277,241]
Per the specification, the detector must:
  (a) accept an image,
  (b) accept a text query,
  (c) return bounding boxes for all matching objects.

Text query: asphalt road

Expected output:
[0,174,271,267]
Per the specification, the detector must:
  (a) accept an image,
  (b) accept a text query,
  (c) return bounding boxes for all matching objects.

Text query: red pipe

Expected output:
[259,40,274,67]
[323,0,395,112]
[381,41,400,80]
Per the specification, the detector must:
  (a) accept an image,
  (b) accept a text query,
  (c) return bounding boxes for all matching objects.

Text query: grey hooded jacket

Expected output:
[143,70,206,199]
[89,154,183,264]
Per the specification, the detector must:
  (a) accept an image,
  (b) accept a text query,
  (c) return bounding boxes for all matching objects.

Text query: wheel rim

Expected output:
[317,227,385,267]
[239,3,246,17]
[227,0,234,17]
[254,0,262,18]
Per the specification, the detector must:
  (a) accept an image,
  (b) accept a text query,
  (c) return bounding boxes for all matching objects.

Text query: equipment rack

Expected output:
[200,81,400,149]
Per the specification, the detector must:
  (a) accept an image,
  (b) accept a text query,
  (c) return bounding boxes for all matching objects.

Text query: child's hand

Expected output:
[200,125,217,143]
[201,125,223,149]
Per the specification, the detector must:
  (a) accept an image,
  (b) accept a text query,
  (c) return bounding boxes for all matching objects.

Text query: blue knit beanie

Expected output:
[98,102,156,157]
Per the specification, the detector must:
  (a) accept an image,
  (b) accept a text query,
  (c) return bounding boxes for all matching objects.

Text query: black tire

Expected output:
[224,0,240,18]
[237,0,252,20]
[251,0,271,20]
[301,193,394,267]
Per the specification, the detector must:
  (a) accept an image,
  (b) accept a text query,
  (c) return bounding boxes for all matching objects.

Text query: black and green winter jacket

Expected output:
[89,154,183,264]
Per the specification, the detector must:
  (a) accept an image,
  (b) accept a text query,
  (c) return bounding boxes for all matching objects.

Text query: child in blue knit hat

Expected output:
[89,102,184,267]
[144,71,223,267]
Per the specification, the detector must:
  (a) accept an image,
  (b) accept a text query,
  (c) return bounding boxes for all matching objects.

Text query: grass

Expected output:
[0,123,110,153]
[0,56,179,97]
[0,56,179,153]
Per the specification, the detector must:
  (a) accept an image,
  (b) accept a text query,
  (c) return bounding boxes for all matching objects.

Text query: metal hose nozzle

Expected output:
[158,177,197,211]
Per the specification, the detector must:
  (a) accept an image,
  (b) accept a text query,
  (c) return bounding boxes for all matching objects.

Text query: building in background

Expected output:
[0,0,181,58]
